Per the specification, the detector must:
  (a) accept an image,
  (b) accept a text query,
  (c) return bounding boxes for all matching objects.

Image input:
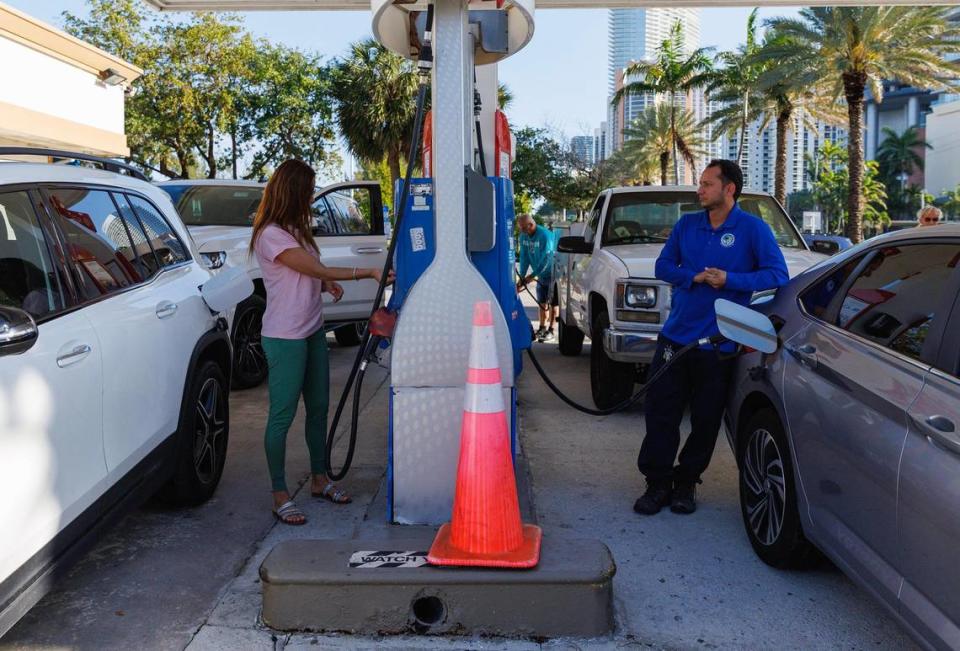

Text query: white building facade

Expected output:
[0,2,141,158]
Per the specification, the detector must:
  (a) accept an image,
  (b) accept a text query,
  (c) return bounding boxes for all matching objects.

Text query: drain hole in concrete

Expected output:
[411,595,446,631]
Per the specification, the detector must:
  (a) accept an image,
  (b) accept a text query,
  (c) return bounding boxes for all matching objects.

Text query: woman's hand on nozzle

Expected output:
[370,268,396,285]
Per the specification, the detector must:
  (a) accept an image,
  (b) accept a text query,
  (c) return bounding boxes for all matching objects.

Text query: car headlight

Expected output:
[200,251,227,270]
[616,282,658,309]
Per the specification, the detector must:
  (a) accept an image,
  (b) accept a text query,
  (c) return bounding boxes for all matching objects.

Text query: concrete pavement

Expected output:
[2,308,917,650]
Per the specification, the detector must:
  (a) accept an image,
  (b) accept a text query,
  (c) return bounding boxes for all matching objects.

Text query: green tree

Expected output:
[705,9,761,165]
[810,141,888,234]
[498,83,514,111]
[62,0,147,63]
[330,40,419,208]
[877,126,931,180]
[760,7,960,242]
[244,45,339,180]
[512,126,568,203]
[621,104,705,186]
[940,185,960,220]
[613,21,713,183]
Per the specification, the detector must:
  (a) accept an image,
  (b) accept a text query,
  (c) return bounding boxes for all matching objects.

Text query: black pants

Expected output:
[637,335,734,484]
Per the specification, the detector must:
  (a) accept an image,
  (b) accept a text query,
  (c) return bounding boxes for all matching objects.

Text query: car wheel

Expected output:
[162,360,229,506]
[590,309,634,410]
[557,316,584,356]
[738,408,819,568]
[334,321,366,347]
[231,295,267,390]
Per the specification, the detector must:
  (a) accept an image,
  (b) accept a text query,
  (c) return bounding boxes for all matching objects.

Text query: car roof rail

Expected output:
[0,147,149,182]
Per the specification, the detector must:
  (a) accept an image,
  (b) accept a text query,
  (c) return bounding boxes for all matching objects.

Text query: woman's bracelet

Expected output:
[352,267,357,281]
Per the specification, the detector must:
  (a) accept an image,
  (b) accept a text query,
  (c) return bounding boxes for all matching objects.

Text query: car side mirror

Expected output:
[199,266,253,313]
[0,306,39,356]
[810,240,839,255]
[557,235,592,254]
[714,299,778,354]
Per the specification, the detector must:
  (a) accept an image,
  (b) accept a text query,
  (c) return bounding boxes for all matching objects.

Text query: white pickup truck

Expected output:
[553,186,826,409]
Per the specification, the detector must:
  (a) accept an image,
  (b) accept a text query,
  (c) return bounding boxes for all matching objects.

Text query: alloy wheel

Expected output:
[194,377,227,485]
[234,307,266,380]
[742,427,787,546]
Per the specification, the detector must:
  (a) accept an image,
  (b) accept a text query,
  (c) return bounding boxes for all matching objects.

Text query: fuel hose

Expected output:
[324,4,435,480]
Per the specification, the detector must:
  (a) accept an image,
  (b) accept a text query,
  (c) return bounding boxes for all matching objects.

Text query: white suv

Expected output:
[157,180,388,389]
[0,150,251,637]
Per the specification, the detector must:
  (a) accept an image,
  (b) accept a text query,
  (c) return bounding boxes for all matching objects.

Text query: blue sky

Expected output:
[12,1,801,139]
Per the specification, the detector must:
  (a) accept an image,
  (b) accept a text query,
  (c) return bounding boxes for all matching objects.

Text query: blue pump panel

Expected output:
[469,177,532,373]
[388,179,435,312]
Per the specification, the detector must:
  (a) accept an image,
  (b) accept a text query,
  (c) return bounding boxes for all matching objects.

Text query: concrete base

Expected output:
[259,533,615,639]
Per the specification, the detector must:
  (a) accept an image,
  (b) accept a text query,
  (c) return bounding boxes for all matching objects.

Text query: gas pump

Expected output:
[372,0,535,525]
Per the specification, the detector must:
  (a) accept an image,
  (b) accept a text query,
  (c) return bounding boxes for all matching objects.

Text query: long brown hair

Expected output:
[250,159,318,254]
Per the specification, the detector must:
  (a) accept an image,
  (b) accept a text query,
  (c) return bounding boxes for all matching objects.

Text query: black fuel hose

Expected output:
[514,268,722,415]
[324,4,435,481]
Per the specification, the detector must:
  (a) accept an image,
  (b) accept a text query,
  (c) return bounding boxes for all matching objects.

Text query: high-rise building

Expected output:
[595,122,608,163]
[606,7,702,177]
[571,135,596,167]
[717,111,848,196]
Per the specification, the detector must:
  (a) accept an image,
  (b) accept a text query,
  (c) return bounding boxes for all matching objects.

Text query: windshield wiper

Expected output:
[605,234,669,245]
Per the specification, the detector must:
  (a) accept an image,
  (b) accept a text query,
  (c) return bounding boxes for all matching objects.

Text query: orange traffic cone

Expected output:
[427,301,542,569]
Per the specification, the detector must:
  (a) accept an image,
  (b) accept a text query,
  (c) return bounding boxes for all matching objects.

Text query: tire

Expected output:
[162,360,230,506]
[334,321,366,347]
[738,408,820,569]
[557,316,584,356]
[231,295,267,390]
[590,309,635,410]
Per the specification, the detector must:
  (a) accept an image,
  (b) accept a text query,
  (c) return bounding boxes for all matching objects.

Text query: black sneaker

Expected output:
[544,327,555,341]
[670,480,697,514]
[534,326,546,340]
[633,481,673,515]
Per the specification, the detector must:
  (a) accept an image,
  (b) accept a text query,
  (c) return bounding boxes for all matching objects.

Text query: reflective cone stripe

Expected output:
[427,300,542,569]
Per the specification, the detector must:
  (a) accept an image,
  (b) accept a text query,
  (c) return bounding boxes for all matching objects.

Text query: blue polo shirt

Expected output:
[656,204,789,347]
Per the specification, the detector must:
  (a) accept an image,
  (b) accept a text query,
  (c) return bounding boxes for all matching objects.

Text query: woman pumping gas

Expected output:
[249,159,393,526]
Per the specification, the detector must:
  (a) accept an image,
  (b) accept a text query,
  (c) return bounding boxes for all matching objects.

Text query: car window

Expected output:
[799,254,864,318]
[160,185,263,227]
[328,192,371,235]
[834,244,960,363]
[112,193,161,278]
[47,188,144,300]
[584,196,603,243]
[310,197,338,236]
[601,192,803,249]
[126,194,189,267]
[0,190,65,319]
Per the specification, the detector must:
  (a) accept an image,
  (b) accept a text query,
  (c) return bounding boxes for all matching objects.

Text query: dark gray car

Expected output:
[724,224,960,651]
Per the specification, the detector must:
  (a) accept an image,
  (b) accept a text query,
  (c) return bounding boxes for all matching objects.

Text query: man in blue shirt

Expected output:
[635,160,789,516]
[517,214,557,341]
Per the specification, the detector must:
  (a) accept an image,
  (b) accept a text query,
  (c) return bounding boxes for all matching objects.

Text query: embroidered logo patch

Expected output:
[721,233,736,248]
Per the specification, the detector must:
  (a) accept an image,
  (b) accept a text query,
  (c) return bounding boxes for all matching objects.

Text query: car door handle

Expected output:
[156,302,178,319]
[926,415,956,433]
[787,343,818,368]
[355,247,384,254]
[57,344,91,368]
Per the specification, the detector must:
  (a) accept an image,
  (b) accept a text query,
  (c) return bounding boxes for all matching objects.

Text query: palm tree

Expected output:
[759,7,960,243]
[330,40,419,206]
[613,21,713,184]
[622,104,706,186]
[877,126,931,181]
[705,9,761,166]
[497,83,514,111]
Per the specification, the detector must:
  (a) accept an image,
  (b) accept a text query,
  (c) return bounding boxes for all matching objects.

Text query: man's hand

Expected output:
[323,280,344,302]
[703,267,727,289]
[693,270,708,284]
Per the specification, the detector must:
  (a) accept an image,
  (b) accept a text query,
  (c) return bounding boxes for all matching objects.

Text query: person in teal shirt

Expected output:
[516,214,557,341]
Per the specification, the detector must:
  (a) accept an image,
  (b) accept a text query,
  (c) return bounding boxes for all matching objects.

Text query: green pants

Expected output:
[262,329,329,493]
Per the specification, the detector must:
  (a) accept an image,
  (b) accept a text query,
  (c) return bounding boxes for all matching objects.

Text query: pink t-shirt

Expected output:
[254,224,324,339]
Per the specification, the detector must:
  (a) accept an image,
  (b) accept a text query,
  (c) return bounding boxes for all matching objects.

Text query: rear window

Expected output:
[160,185,264,227]
[602,191,803,249]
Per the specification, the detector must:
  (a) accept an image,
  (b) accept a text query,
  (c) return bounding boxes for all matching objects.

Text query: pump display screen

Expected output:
[602,191,804,250]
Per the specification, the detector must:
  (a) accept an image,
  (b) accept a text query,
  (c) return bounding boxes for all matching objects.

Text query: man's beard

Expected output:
[700,196,721,211]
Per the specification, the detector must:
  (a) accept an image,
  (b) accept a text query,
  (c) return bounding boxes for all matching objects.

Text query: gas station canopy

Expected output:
[143,0,954,10]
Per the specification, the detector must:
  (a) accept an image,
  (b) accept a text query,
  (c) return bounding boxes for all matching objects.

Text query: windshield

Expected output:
[160,185,264,227]
[602,191,804,249]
